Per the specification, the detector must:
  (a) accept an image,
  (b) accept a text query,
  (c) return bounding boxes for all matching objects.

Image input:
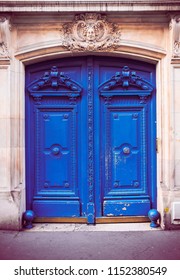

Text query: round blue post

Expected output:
[23,210,35,229]
[148,209,160,228]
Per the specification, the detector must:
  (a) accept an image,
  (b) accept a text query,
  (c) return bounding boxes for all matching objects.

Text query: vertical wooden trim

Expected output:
[87,57,95,223]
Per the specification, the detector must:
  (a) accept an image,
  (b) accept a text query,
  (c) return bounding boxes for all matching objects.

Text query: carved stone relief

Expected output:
[61,13,121,52]
[0,16,11,59]
[173,17,180,57]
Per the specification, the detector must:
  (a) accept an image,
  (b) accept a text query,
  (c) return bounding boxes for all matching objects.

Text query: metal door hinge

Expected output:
[156,138,160,153]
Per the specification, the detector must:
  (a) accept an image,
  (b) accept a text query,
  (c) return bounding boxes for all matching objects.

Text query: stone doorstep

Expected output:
[25,223,162,232]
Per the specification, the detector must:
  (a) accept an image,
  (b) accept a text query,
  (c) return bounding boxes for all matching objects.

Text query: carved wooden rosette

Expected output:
[62,13,121,52]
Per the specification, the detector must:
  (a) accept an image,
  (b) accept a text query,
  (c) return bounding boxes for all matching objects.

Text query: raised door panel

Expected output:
[36,107,77,196]
[33,104,81,217]
[102,101,150,216]
[104,106,147,195]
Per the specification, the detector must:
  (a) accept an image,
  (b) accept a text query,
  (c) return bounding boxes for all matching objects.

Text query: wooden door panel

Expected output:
[36,107,77,196]
[26,60,84,218]
[104,106,147,195]
[98,59,156,217]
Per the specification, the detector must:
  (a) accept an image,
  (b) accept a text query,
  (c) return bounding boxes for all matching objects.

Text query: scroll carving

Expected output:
[62,13,121,52]
[99,66,153,92]
[0,16,10,59]
[27,66,82,94]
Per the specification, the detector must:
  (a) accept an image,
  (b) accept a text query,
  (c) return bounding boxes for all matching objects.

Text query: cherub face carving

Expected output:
[86,26,96,41]
[63,13,121,51]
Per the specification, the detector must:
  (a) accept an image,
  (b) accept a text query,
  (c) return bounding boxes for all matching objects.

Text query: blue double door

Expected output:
[26,56,156,223]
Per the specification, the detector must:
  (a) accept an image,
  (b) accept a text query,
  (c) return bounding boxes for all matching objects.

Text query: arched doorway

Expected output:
[26,56,156,223]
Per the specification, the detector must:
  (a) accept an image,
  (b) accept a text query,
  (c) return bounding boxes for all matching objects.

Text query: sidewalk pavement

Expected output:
[0,223,180,260]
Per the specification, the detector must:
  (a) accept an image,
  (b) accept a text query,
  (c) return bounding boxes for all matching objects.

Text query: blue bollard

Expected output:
[148,209,160,228]
[23,210,35,229]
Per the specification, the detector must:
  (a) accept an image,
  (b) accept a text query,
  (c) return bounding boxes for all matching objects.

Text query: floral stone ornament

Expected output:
[62,13,121,52]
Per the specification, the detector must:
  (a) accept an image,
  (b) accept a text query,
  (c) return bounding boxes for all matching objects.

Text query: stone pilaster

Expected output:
[0,17,23,230]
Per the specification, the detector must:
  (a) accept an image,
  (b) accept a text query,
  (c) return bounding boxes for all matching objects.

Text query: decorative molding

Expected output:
[33,96,42,105]
[141,107,147,192]
[105,107,111,195]
[0,16,11,59]
[140,96,148,104]
[87,63,94,204]
[99,66,153,94]
[62,13,121,52]
[174,42,180,57]
[27,66,82,96]
[0,1,180,13]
